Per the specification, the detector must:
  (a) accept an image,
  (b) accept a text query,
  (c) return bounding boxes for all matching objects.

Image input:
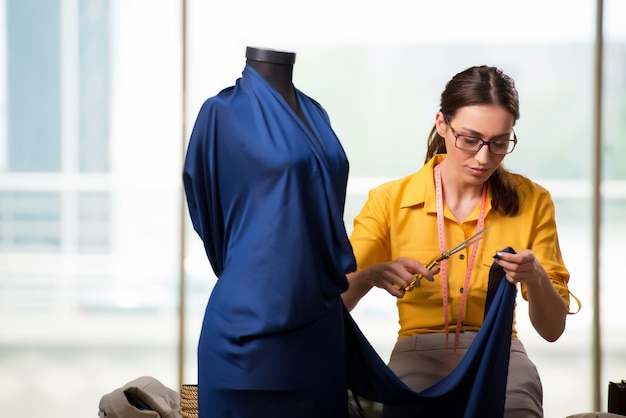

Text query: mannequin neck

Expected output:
[247,59,296,108]
[247,59,310,131]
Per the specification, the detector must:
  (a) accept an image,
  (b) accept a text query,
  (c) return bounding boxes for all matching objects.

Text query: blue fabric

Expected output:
[183,65,357,417]
[183,64,517,418]
[342,269,515,418]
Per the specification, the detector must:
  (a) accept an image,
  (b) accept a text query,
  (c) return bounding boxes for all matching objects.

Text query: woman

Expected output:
[343,65,576,417]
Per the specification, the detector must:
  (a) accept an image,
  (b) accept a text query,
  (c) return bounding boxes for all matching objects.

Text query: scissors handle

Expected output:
[403,257,439,291]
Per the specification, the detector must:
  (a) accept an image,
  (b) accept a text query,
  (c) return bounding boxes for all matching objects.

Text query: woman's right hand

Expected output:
[342,258,439,311]
[364,257,438,298]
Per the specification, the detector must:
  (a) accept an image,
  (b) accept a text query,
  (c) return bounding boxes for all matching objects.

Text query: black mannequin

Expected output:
[245,46,310,130]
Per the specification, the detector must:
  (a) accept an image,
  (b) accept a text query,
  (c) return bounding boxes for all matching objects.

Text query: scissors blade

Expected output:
[444,226,490,259]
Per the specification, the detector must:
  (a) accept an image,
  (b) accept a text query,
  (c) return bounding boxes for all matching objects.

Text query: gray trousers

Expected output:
[388,332,543,418]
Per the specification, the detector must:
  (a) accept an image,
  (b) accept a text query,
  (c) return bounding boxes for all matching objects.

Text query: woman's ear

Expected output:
[435,112,448,137]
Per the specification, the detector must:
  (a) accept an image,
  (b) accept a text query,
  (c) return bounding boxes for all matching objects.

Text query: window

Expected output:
[0,1,182,416]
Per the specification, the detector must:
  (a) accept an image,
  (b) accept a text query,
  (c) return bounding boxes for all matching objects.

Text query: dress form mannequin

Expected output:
[185,45,358,416]
[245,46,310,130]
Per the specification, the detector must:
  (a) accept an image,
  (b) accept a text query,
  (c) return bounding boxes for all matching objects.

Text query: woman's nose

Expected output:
[474,144,492,164]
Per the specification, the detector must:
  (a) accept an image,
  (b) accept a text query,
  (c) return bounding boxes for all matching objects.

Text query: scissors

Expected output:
[402,226,490,292]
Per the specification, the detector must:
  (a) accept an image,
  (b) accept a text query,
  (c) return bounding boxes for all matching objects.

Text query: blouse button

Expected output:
[460,288,464,293]
[459,254,465,260]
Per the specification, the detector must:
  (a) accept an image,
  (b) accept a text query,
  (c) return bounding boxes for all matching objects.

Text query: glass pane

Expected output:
[6,0,61,172]
[185,1,597,416]
[0,191,62,251]
[0,1,182,416]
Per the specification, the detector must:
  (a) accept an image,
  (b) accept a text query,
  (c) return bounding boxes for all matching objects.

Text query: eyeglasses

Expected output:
[449,124,517,155]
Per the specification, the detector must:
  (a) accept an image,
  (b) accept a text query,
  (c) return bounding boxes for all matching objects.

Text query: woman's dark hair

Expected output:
[425,65,520,216]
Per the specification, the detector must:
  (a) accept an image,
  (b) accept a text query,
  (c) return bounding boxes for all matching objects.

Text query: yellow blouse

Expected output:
[349,155,571,340]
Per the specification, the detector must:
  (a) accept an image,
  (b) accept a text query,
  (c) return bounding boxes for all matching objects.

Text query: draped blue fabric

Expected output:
[347,271,516,418]
[183,65,357,417]
[183,64,517,418]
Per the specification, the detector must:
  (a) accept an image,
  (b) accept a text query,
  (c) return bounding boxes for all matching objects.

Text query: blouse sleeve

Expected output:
[350,186,393,272]
[519,184,571,309]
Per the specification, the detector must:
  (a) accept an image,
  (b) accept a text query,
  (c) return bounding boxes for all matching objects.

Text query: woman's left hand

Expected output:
[494,248,567,342]
[493,249,547,287]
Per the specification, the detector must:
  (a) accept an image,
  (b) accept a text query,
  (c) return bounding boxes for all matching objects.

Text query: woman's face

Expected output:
[435,105,515,187]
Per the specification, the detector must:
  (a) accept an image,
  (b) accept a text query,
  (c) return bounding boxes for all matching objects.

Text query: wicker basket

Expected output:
[180,384,199,418]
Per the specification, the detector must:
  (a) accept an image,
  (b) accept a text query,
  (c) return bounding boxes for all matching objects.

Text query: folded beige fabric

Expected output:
[98,376,181,418]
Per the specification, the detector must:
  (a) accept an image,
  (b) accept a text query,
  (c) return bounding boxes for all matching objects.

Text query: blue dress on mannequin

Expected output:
[184,62,359,417]
[183,56,516,418]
